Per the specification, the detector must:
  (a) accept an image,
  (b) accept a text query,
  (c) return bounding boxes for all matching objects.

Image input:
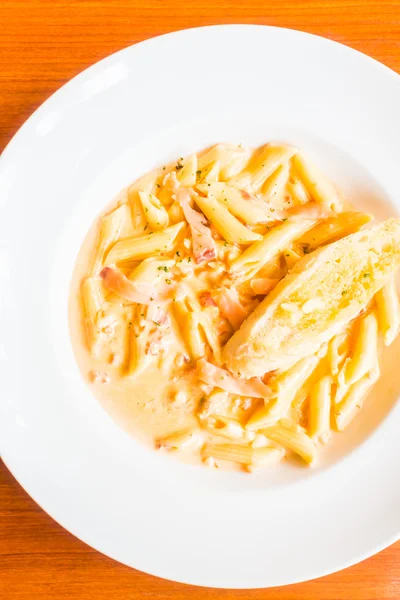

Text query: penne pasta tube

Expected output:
[230,144,297,192]
[193,193,262,244]
[246,355,320,430]
[90,204,130,275]
[294,153,343,212]
[284,247,302,270]
[197,144,246,171]
[156,429,203,451]
[184,287,222,364]
[81,277,104,354]
[186,311,206,360]
[167,200,185,224]
[138,191,169,230]
[197,183,269,225]
[262,421,316,465]
[261,161,290,204]
[220,151,250,181]
[202,160,220,183]
[375,277,400,346]
[230,218,317,280]
[308,376,332,443]
[328,331,350,376]
[157,171,180,207]
[343,312,379,386]
[125,306,152,377]
[201,443,284,468]
[201,416,246,440]
[250,145,297,191]
[105,222,185,264]
[335,369,379,431]
[129,171,163,234]
[298,211,373,249]
[128,257,176,283]
[176,154,198,187]
[288,174,311,204]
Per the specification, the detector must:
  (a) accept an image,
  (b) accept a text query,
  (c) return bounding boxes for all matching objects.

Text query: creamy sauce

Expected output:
[69,206,200,451]
[68,143,400,471]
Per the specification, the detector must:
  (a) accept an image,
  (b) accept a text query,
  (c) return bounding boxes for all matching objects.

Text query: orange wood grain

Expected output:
[1,1,399,597]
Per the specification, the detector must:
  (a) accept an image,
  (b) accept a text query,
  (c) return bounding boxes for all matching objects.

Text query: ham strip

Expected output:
[177,189,217,263]
[197,358,273,399]
[213,288,248,330]
[100,266,172,304]
[240,189,286,220]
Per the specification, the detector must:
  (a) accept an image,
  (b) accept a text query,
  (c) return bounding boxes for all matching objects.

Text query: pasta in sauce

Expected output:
[69,142,400,472]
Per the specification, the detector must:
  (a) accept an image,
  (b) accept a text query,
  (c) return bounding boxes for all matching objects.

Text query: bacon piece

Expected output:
[240,189,286,220]
[212,288,248,329]
[146,304,169,326]
[197,359,273,399]
[176,189,217,263]
[100,266,171,304]
[200,292,217,308]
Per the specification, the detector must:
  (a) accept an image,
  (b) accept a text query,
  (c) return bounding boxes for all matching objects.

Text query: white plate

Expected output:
[1,25,400,589]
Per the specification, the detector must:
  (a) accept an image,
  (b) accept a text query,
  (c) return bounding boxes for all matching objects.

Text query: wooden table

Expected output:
[1,1,399,598]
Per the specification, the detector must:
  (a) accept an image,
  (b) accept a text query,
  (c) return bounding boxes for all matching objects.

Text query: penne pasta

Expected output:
[186,311,206,360]
[156,429,203,451]
[261,161,290,206]
[220,151,250,181]
[375,277,400,346]
[125,307,151,377]
[294,152,343,212]
[202,160,221,183]
[129,171,163,234]
[262,421,316,465]
[288,174,311,204]
[284,247,302,270]
[138,191,169,230]
[128,257,176,283]
[167,200,185,224]
[176,154,198,187]
[173,288,222,363]
[201,416,246,440]
[202,442,284,468]
[197,144,247,172]
[246,355,320,430]
[298,211,373,249]
[157,171,180,207]
[105,222,185,264]
[197,183,269,225]
[230,218,317,280]
[81,277,104,354]
[192,193,262,244]
[90,203,130,275]
[342,312,379,387]
[335,369,379,431]
[230,144,297,192]
[328,331,350,376]
[308,376,332,443]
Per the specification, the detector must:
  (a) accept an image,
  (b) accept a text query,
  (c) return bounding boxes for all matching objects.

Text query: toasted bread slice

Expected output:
[223,218,400,378]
